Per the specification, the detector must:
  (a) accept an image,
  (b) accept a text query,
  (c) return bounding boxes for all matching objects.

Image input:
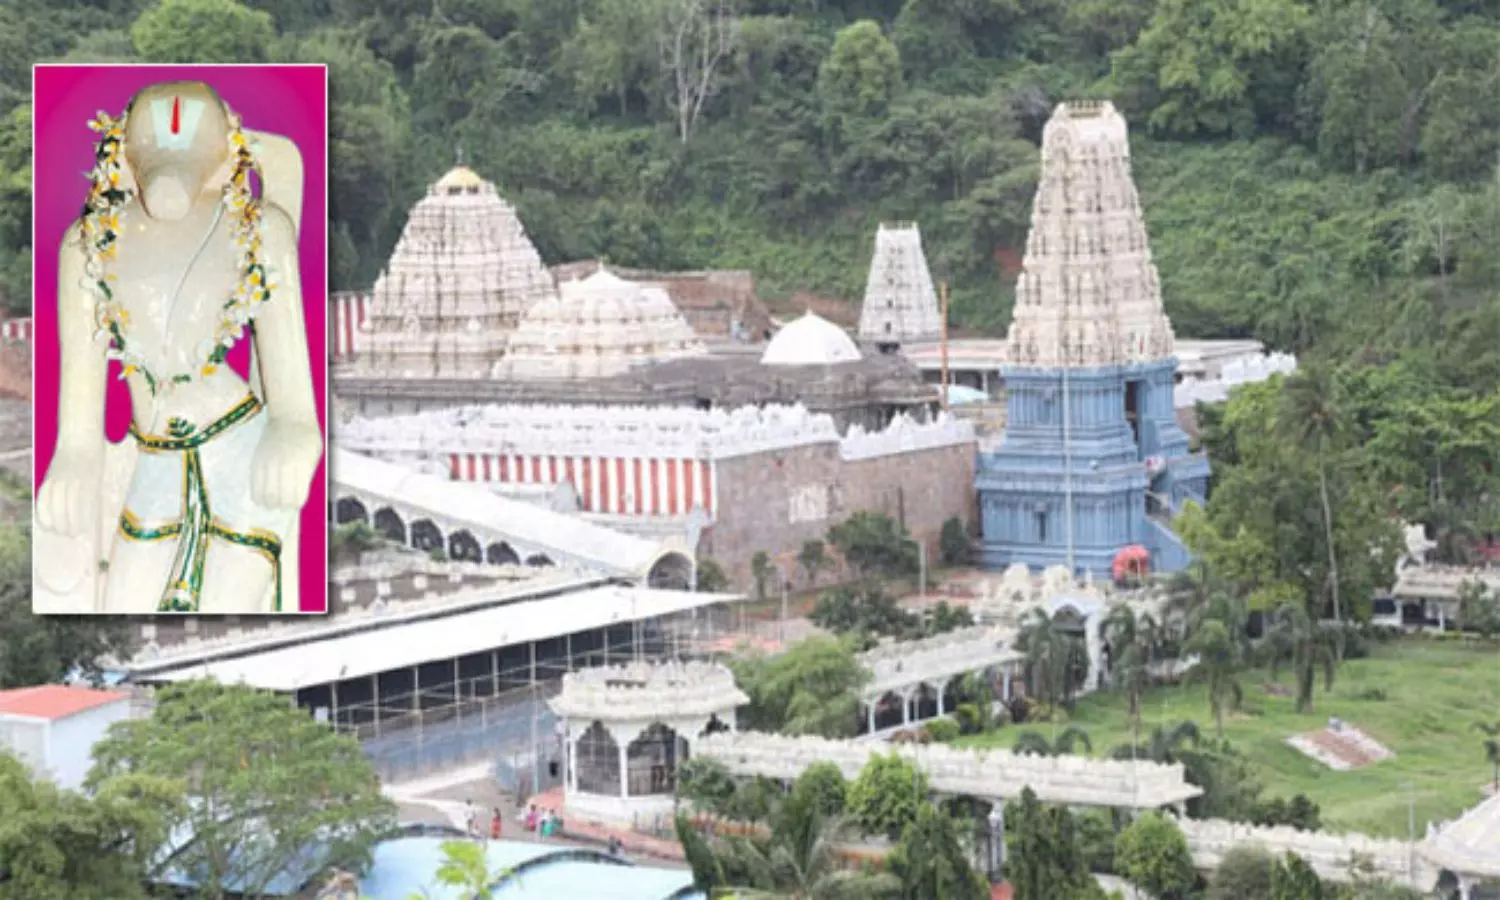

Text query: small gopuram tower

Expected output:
[857,222,942,350]
[359,164,557,379]
[976,101,1209,578]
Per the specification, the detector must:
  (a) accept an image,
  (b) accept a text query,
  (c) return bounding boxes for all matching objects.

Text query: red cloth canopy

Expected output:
[1112,545,1150,580]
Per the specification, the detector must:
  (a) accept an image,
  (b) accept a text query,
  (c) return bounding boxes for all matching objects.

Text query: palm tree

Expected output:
[1477,722,1500,793]
[1110,720,1202,764]
[704,791,901,899]
[1013,726,1092,757]
[1266,602,1339,713]
[1015,608,1087,708]
[1185,619,1243,737]
[1280,364,1348,653]
[1103,605,1160,725]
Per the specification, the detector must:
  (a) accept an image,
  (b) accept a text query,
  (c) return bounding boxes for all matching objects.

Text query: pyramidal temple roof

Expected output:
[858,222,942,345]
[359,165,558,379]
[496,268,707,380]
[1004,101,1175,370]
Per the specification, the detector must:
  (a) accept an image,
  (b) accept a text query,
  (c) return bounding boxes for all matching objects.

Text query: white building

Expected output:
[0,685,131,791]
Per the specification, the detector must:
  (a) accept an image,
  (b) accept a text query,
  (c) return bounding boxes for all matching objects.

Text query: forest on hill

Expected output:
[0,0,1494,346]
[0,0,1497,611]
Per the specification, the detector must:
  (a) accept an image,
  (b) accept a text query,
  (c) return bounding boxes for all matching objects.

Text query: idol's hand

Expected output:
[251,420,322,510]
[37,447,104,537]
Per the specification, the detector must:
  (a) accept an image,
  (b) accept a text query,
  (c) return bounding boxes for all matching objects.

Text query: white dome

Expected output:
[760,312,862,366]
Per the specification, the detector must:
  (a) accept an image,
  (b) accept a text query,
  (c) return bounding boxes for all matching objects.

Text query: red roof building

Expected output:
[0,684,129,721]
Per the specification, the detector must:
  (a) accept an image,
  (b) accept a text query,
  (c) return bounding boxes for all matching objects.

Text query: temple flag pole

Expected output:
[939,279,951,412]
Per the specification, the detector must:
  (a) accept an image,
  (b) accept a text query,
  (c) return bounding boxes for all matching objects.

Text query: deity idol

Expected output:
[35,81,322,615]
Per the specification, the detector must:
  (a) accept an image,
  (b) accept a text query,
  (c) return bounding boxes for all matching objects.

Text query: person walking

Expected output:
[489,807,502,840]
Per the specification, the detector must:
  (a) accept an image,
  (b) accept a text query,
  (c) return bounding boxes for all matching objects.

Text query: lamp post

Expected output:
[1403,781,1415,886]
[772,562,790,646]
[906,537,927,606]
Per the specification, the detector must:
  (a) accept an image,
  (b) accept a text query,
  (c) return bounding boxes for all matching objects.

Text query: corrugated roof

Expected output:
[135,585,739,692]
[0,685,129,721]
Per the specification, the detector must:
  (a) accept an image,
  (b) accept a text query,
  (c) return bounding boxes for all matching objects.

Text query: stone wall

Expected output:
[0,342,28,400]
[702,438,975,590]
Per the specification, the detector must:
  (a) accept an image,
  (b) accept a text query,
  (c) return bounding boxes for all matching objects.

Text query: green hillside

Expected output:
[1,0,1497,592]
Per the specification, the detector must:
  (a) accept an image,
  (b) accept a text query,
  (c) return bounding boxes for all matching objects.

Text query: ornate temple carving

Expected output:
[496,268,708,380]
[857,222,942,346]
[360,165,558,379]
[1004,101,1176,369]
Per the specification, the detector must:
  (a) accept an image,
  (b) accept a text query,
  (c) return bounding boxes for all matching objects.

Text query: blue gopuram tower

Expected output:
[976,101,1210,578]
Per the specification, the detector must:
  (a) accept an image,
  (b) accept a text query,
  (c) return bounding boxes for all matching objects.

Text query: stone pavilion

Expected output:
[550,660,747,825]
[976,101,1210,577]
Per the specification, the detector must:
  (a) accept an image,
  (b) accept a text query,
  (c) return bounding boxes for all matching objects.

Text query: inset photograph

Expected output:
[31,64,329,616]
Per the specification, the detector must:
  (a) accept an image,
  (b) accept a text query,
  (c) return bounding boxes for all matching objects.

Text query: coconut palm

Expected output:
[1477,722,1500,793]
[1103,605,1160,724]
[1185,619,1244,738]
[1266,602,1339,713]
[1110,720,1202,764]
[701,790,901,899]
[1279,364,1349,652]
[1014,608,1086,708]
[1013,726,1092,757]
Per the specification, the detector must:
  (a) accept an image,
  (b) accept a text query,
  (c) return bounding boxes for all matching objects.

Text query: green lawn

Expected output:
[956,640,1500,838]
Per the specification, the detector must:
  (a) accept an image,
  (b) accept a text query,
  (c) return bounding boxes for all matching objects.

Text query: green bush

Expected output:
[924,718,961,742]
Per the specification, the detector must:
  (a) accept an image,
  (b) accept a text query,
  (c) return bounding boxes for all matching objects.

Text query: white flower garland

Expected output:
[81,108,275,395]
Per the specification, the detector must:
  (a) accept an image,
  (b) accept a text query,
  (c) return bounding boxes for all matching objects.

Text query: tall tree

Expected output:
[1102,604,1159,724]
[130,0,276,63]
[1114,811,1197,900]
[847,751,928,841]
[86,681,398,899]
[817,19,903,146]
[0,750,182,900]
[729,635,869,737]
[1004,787,1096,900]
[1477,721,1500,793]
[0,522,134,690]
[1265,601,1338,713]
[1185,619,1244,737]
[887,802,990,900]
[657,0,740,142]
[1278,364,1348,641]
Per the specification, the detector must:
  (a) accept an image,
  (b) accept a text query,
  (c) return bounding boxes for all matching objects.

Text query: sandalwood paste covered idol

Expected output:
[35,80,321,615]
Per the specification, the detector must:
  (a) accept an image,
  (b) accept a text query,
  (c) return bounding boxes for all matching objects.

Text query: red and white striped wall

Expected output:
[330,293,368,361]
[1,318,32,343]
[449,453,717,518]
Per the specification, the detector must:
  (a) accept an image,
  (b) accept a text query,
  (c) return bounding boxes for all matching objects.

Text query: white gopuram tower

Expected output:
[857,222,942,349]
[360,165,558,379]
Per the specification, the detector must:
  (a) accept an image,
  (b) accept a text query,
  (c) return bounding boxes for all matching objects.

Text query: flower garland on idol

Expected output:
[80,107,274,396]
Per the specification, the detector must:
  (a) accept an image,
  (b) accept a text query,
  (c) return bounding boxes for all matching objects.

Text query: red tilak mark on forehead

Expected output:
[171,97,181,135]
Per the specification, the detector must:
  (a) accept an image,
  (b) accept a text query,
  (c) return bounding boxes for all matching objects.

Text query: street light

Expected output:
[771,561,790,646]
[905,537,927,606]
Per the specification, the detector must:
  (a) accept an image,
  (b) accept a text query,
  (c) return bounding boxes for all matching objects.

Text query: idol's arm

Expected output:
[36,226,108,535]
[248,203,322,511]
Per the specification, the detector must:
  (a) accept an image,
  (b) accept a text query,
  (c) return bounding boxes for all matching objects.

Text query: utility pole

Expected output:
[530,679,540,797]
[907,537,927,606]
[1061,166,1076,578]
[939,279,951,412]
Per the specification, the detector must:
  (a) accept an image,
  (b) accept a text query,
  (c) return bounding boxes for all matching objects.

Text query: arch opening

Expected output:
[372,507,406,544]
[334,497,369,525]
[647,551,694,590]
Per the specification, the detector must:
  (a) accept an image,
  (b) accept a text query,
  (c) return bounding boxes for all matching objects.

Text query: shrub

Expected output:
[939,516,970,565]
[924,718,961,742]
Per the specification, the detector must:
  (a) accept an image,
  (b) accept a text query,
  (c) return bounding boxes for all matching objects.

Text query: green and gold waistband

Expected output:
[130,393,263,452]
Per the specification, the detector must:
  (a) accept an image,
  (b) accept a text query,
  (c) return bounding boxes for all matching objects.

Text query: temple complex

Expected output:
[338,403,976,587]
[858,222,943,350]
[975,101,1210,577]
[494,269,707,380]
[357,165,557,379]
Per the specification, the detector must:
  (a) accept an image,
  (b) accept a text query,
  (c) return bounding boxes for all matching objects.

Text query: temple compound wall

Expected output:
[338,404,976,590]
